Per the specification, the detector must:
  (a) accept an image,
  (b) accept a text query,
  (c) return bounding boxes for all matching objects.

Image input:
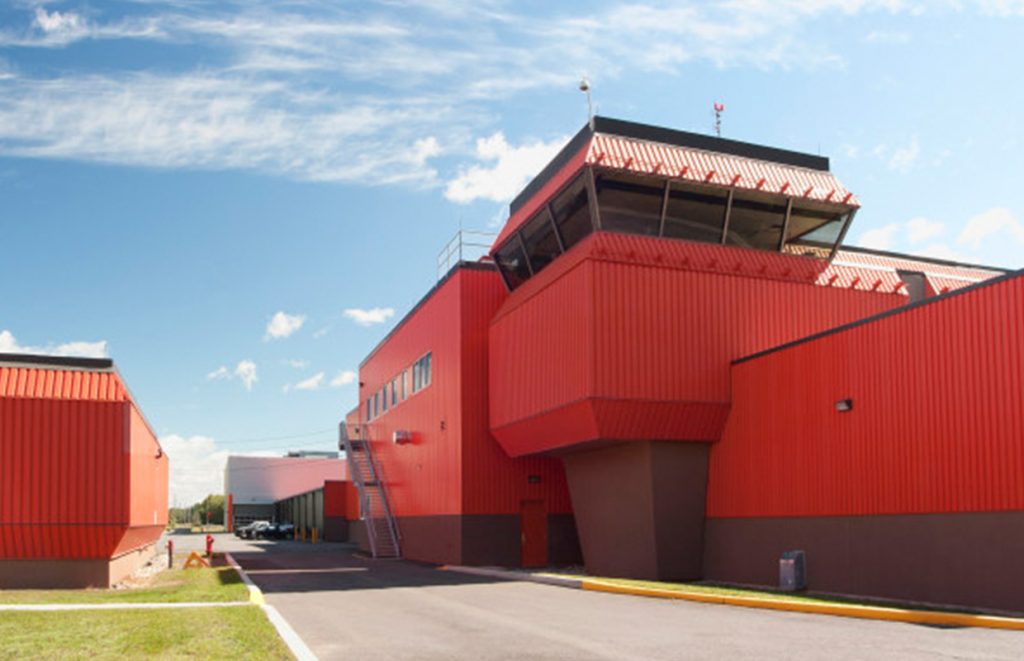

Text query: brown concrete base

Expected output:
[704,512,1024,613]
[563,441,709,581]
[324,516,349,542]
[351,514,582,568]
[0,543,158,589]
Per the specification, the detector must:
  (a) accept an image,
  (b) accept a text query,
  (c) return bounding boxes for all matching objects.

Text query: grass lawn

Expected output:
[0,606,294,660]
[0,557,249,605]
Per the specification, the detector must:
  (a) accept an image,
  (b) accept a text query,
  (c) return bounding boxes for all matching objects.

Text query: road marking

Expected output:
[0,602,249,611]
[225,552,318,661]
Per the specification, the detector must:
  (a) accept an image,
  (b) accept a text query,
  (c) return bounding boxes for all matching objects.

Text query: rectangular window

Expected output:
[550,174,593,251]
[382,384,389,412]
[410,353,432,394]
[663,183,729,244]
[495,239,531,291]
[783,204,851,259]
[373,392,379,419]
[366,399,372,421]
[594,171,663,236]
[391,378,399,406]
[521,209,562,275]
[401,370,408,400]
[725,193,787,251]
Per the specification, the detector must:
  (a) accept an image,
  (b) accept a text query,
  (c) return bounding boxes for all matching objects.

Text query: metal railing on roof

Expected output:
[436,229,496,280]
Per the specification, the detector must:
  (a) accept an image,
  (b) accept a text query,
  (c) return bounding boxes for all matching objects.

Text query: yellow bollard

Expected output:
[311,527,318,545]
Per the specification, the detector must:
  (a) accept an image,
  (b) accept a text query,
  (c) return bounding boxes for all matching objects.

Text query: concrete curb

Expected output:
[225,552,318,661]
[441,565,1024,632]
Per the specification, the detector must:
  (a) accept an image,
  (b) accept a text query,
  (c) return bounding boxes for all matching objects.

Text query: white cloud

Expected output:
[283,359,309,369]
[445,132,567,203]
[235,360,258,391]
[206,366,230,380]
[905,216,945,244]
[888,137,920,173]
[343,307,395,326]
[312,327,329,339]
[294,372,325,391]
[0,2,1009,188]
[856,223,899,250]
[865,30,911,43]
[160,434,229,507]
[0,329,108,358]
[957,207,1024,249]
[330,370,357,387]
[34,9,87,37]
[265,311,306,340]
[207,359,258,390]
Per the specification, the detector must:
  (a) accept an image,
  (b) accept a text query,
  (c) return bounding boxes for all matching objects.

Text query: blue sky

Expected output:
[2,0,1023,504]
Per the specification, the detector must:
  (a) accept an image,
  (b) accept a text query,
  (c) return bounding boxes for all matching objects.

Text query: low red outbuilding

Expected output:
[0,353,168,588]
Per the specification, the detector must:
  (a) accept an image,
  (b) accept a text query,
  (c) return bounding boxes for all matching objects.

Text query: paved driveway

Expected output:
[218,535,1023,661]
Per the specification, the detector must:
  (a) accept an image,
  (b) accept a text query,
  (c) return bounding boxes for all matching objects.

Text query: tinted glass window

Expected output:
[725,193,787,251]
[382,385,388,412]
[521,210,561,274]
[663,184,728,243]
[594,172,663,236]
[784,205,850,258]
[550,175,593,250]
[495,239,531,290]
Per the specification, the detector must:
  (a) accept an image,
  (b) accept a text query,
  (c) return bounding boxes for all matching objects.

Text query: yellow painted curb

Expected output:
[248,585,266,606]
[580,580,1024,632]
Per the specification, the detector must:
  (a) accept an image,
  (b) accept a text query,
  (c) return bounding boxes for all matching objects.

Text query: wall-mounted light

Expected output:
[528,475,542,484]
[392,430,413,445]
[835,399,853,413]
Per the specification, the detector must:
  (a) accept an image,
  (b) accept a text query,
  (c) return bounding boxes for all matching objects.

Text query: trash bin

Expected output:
[779,550,806,591]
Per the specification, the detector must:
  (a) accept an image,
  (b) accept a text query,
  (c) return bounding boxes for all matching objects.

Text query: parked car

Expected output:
[237,520,271,539]
[259,523,295,540]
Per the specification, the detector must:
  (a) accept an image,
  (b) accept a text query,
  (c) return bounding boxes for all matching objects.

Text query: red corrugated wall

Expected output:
[323,480,347,517]
[357,265,575,517]
[357,269,467,517]
[490,233,903,455]
[0,366,167,560]
[706,272,1024,517]
[0,397,127,559]
[119,403,167,555]
[459,267,573,515]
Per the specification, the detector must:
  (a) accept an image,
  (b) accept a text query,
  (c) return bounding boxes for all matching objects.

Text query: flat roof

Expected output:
[0,352,113,370]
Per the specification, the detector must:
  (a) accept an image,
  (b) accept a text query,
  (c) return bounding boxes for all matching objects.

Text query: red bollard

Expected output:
[167,540,174,569]
[205,534,214,558]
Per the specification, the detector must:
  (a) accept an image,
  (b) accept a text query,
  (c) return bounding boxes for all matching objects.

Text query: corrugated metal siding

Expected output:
[127,403,168,540]
[324,480,347,517]
[707,272,1024,517]
[0,367,127,401]
[490,233,902,456]
[588,133,858,206]
[0,398,127,559]
[357,269,466,517]
[460,268,572,515]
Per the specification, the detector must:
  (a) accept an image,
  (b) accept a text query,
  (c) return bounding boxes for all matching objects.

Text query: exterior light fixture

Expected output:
[835,399,853,413]
[392,430,413,445]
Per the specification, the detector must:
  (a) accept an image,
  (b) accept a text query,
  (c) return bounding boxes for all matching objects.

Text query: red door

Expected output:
[520,500,547,568]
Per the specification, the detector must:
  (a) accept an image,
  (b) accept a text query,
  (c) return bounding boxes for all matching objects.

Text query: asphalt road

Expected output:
[196,533,1024,660]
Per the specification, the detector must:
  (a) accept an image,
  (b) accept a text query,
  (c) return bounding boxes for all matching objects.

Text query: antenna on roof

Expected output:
[713,102,725,138]
[579,77,594,131]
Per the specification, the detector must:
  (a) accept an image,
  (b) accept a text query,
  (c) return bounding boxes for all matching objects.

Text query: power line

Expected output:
[210,427,338,447]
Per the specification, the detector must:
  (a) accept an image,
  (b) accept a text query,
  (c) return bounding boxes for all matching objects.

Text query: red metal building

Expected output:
[344,117,1019,611]
[0,353,168,588]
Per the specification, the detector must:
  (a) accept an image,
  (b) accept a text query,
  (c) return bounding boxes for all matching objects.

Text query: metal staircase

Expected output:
[339,423,401,558]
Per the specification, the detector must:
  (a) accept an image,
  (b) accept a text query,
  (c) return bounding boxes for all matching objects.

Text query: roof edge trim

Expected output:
[733,268,1024,365]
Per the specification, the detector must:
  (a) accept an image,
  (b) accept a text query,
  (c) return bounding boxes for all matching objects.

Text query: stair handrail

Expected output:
[339,422,401,558]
